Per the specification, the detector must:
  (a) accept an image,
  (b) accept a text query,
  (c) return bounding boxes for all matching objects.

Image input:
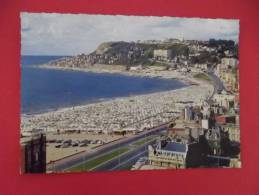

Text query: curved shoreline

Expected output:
[21,65,214,133]
[37,64,197,86]
[22,85,188,116]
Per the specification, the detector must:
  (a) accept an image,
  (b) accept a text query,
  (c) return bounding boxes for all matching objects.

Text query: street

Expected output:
[47,123,169,172]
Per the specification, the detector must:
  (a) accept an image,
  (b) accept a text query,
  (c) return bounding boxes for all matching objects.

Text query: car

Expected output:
[56,139,63,143]
[137,157,148,164]
[72,141,79,147]
[61,143,70,148]
[63,139,72,144]
[55,144,62,148]
[47,139,56,143]
[90,140,97,144]
[79,143,88,147]
[80,139,89,144]
[131,157,148,170]
[96,140,103,144]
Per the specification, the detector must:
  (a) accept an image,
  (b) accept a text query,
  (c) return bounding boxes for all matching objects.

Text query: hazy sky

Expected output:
[21,13,239,56]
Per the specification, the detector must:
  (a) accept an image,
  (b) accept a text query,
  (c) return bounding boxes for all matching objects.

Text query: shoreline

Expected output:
[21,84,188,117]
[22,63,196,117]
[21,86,190,118]
[21,65,214,134]
[37,64,198,86]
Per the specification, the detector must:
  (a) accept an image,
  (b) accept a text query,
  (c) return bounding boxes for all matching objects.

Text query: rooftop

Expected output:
[163,142,187,153]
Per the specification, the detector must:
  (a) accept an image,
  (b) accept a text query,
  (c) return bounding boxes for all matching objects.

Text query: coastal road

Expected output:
[207,71,226,103]
[47,123,169,172]
[92,140,156,171]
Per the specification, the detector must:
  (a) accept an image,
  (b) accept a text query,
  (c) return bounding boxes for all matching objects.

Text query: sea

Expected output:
[21,55,188,114]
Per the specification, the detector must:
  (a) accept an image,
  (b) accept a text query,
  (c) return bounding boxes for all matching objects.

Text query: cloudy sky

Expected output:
[21,13,239,56]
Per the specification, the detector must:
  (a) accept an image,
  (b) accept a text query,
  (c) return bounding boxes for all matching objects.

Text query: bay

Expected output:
[21,56,187,114]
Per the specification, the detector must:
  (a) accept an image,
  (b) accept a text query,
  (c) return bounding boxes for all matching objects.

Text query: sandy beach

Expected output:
[38,63,199,85]
[21,65,214,134]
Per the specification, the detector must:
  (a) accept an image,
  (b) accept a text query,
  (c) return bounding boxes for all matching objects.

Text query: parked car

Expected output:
[81,139,89,144]
[61,143,70,148]
[90,140,97,144]
[55,144,62,148]
[56,139,63,143]
[63,139,72,144]
[47,139,56,143]
[79,142,88,147]
[72,141,79,147]
[131,157,148,170]
[96,140,104,144]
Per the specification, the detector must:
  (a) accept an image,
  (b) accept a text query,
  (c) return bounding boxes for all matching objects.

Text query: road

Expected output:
[92,140,156,171]
[206,70,226,103]
[47,123,169,172]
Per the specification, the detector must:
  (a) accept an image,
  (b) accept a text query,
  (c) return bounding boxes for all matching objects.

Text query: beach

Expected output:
[21,65,214,133]
[38,63,199,84]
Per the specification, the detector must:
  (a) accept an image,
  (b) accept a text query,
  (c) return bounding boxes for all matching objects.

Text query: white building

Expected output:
[153,49,173,60]
[221,58,238,68]
[129,65,142,71]
[213,91,235,109]
[201,119,209,129]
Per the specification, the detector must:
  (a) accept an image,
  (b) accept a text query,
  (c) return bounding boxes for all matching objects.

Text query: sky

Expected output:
[21,13,239,56]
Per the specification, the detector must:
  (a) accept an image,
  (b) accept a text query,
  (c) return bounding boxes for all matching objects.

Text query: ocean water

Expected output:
[21,56,188,114]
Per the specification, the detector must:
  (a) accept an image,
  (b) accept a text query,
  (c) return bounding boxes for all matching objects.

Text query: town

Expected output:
[20,38,240,173]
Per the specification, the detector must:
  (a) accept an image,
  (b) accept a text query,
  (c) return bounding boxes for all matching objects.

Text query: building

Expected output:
[194,63,209,71]
[229,158,242,168]
[213,91,235,110]
[221,57,238,68]
[168,124,203,141]
[148,142,188,168]
[201,119,209,129]
[182,105,200,121]
[215,115,236,125]
[221,124,240,142]
[129,65,142,71]
[20,133,46,173]
[215,61,239,93]
[168,128,186,139]
[163,38,182,44]
[153,49,173,60]
[148,140,208,168]
[113,127,138,135]
[184,106,192,121]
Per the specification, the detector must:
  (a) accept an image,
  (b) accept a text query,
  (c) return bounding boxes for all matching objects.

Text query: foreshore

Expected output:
[21,64,214,134]
[37,63,198,85]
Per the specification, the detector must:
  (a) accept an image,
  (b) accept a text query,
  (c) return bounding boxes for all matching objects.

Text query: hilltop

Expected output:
[45,40,189,68]
[44,39,238,70]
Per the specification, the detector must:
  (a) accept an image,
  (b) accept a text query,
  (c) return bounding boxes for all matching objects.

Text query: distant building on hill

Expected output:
[153,49,173,60]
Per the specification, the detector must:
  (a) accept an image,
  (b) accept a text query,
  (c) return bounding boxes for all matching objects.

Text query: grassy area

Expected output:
[194,73,211,82]
[67,147,129,172]
[131,136,157,147]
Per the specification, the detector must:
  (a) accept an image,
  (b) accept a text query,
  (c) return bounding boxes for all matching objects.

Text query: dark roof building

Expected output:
[148,139,210,169]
